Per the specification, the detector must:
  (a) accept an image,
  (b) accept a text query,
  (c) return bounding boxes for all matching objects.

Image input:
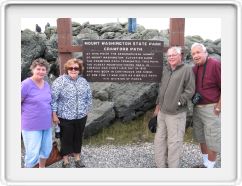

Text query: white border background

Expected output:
[0,1,241,186]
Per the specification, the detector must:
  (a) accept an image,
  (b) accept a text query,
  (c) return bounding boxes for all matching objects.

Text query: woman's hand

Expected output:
[52,112,60,124]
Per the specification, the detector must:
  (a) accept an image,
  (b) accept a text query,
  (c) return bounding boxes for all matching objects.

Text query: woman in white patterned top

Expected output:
[51,58,92,168]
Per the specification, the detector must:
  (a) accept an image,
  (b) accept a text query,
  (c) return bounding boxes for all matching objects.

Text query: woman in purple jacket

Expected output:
[21,58,52,168]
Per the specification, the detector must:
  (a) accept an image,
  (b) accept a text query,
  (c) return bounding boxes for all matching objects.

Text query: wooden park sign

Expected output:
[83,40,163,82]
[57,18,185,82]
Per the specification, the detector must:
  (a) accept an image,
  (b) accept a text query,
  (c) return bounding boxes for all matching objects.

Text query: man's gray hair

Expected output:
[191,43,207,53]
[167,46,182,54]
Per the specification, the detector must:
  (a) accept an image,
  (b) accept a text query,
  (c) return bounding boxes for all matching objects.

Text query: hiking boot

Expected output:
[75,160,85,168]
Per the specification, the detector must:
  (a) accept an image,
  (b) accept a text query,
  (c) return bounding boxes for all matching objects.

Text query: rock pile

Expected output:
[21,21,221,137]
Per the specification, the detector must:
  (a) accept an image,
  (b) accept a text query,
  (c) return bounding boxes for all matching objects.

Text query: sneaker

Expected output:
[193,164,207,168]
[62,162,71,168]
[74,160,85,168]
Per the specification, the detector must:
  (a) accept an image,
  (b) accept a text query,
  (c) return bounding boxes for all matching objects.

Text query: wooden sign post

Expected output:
[57,18,82,74]
[169,18,185,47]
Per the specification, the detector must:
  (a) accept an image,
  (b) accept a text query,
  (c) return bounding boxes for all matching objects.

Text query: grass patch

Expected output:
[83,109,197,146]
[83,110,155,146]
[184,127,197,144]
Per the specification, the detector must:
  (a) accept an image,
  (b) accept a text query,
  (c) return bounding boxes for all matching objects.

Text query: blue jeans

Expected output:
[22,128,52,168]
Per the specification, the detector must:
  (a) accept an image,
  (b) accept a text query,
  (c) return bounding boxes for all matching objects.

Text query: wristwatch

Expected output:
[178,101,181,106]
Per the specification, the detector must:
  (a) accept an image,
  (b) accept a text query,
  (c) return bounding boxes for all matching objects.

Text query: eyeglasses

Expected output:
[67,67,79,71]
[167,54,179,58]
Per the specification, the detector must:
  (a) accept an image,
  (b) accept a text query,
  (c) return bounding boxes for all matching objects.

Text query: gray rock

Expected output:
[21,29,47,80]
[91,82,113,101]
[116,32,142,40]
[21,59,32,81]
[72,22,81,27]
[82,21,90,28]
[204,41,221,55]
[213,38,221,45]
[186,35,204,43]
[21,20,221,137]
[136,25,146,32]
[100,32,116,39]
[80,27,97,34]
[44,34,58,61]
[100,23,123,33]
[72,25,82,36]
[91,82,159,121]
[84,99,115,138]
[85,24,103,33]
[44,26,57,39]
[209,54,221,61]
[122,24,146,33]
[76,30,100,44]
[140,29,161,40]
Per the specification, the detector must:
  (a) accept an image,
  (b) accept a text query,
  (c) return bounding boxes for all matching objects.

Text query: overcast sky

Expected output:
[21,18,221,40]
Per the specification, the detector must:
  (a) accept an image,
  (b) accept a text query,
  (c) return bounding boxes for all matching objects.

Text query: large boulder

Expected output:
[140,29,161,40]
[21,29,47,80]
[100,23,123,34]
[44,26,57,39]
[44,34,58,61]
[91,82,159,122]
[72,22,83,36]
[84,99,115,138]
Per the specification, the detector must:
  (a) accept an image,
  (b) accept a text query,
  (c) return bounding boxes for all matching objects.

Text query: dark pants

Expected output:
[59,116,87,156]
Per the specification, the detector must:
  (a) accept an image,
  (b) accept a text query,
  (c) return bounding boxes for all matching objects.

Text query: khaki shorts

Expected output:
[193,104,221,152]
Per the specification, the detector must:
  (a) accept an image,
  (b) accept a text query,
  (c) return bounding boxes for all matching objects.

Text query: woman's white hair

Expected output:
[191,43,207,53]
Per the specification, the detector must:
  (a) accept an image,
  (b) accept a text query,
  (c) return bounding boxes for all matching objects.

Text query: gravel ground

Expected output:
[21,142,221,168]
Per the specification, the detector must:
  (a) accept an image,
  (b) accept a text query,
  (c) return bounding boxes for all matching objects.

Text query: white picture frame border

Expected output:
[0,0,241,185]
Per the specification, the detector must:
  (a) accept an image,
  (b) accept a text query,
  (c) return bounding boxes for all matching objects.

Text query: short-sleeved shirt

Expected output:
[193,57,221,105]
[21,78,52,131]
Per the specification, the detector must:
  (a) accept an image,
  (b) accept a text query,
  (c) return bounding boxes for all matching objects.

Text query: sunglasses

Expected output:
[67,67,79,71]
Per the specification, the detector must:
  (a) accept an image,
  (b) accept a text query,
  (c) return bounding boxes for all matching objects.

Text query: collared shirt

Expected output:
[193,57,221,104]
[51,75,92,120]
